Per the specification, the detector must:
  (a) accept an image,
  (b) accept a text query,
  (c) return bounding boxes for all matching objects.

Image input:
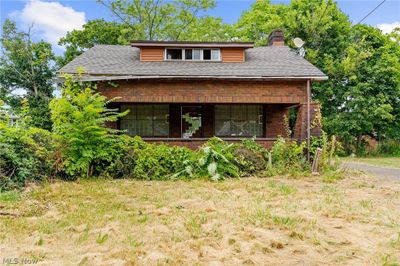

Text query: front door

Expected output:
[181,106,202,138]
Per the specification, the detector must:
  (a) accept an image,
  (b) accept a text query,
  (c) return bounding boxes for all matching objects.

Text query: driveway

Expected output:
[342,162,400,179]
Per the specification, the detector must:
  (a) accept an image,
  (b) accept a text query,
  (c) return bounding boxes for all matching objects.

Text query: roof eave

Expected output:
[55,74,328,82]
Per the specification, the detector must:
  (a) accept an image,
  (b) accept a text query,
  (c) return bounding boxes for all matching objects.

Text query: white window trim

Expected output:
[164,48,221,62]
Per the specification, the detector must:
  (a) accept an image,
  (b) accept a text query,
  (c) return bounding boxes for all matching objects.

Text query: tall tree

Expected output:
[58,19,126,67]
[98,0,217,40]
[324,25,400,146]
[0,19,55,129]
[58,0,231,66]
[235,0,400,151]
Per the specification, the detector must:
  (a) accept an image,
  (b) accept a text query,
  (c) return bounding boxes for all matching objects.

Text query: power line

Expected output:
[356,0,386,25]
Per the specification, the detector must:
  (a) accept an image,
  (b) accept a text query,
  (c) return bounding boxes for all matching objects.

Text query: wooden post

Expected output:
[312,148,322,174]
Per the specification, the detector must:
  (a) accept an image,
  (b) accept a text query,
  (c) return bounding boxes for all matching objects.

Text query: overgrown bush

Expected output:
[100,135,146,178]
[1,75,344,190]
[196,137,240,180]
[376,139,400,156]
[50,74,127,178]
[311,132,342,172]
[265,137,309,176]
[234,140,266,176]
[0,101,56,190]
[132,142,195,180]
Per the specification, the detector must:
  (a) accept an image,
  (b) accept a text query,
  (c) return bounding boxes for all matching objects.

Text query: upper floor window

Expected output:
[165,48,220,61]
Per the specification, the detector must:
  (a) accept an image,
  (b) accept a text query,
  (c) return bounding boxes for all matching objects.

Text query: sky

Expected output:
[0,0,399,55]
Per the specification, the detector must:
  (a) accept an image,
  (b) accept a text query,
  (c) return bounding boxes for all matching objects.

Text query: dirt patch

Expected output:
[1,174,400,265]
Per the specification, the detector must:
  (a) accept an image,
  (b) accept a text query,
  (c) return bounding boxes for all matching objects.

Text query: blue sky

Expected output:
[1,0,399,54]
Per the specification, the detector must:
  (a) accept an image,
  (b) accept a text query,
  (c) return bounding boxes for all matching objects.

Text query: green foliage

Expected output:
[268,137,308,175]
[0,102,56,191]
[57,19,126,67]
[58,0,232,64]
[0,19,55,130]
[132,142,195,180]
[98,0,217,40]
[50,74,128,178]
[197,137,239,180]
[100,135,146,178]
[235,139,268,176]
[310,132,342,172]
[324,25,400,150]
[234,0,400,152]
[375,139,400,157]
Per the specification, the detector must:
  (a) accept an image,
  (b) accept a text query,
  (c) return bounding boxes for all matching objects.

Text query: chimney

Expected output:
[268,29,284,46]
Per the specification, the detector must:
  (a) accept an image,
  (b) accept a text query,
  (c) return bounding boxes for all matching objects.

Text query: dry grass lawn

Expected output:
[1,172,400,265]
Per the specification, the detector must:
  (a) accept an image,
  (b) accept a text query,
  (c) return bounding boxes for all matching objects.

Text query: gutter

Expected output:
[55,74,328,83]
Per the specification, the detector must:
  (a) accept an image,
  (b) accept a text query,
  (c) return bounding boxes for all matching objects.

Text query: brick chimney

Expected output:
[267,29,284,46]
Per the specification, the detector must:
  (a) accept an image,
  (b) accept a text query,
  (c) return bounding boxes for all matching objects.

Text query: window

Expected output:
[166,49,182,60]
[211,49,220,60]
[203,49,211,60]
[193,49,201,60]
[215,105,263,137]
[165,48,220,61]
[120,104,169,137]
[185,49,192,60]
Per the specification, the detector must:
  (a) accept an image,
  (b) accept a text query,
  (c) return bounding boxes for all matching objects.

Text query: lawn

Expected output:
[1,173,400,265]
[342,157,400,168]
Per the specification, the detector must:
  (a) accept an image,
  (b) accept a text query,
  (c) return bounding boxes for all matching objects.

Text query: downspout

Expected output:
[307,79,311,162]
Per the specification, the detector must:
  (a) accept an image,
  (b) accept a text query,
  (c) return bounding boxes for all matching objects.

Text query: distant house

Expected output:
[58,29,327,149]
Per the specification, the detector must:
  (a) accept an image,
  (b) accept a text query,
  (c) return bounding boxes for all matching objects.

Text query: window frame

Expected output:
[164,48,221,62]
[120,104,170,138]
[214,104,264,138]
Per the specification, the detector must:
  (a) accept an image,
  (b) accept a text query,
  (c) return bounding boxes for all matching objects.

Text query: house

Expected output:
[58,30,327,150]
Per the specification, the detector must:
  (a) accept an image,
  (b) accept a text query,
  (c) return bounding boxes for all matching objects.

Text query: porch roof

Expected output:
[58,45,328,81]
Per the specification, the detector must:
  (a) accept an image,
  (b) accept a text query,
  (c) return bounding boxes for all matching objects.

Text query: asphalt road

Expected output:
[342,162,400,179]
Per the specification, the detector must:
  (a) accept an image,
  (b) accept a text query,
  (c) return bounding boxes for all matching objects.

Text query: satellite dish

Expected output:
[293,37,305,48]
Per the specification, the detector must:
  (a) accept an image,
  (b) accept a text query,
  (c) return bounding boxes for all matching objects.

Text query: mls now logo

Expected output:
[2,257,39,265]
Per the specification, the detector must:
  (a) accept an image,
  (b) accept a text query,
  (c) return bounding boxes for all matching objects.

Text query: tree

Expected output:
[98,0,217,40]
[234,0,400,152]
[50,74,127,177]
[324,25,400,148]
[0,19,55,129]
[58,19,126,67]
[58,0,232,65]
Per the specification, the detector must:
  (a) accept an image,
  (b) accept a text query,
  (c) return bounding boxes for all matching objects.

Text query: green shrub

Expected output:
[376,139,400,156]
[197,137,239,180]
[99,135,146,178]
[266,137,309,176]
[234,140,267,176]
[50,74,127,178]
[0,107,56,190]
[132,142,196,180]
[311,132,342,173]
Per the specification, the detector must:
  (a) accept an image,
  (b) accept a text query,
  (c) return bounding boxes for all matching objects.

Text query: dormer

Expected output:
[131,41,254,63]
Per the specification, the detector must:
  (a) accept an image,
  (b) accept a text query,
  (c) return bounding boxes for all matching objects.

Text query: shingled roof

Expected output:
[58,45,327,81]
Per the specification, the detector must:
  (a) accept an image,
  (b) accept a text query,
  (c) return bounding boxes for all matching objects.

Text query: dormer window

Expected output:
[166,49,182,60]
[165,48,220,61]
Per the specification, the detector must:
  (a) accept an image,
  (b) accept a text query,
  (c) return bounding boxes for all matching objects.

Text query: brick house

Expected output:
[58,30,327,150]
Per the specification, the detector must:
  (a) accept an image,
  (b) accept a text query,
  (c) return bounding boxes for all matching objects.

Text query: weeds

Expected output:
[96,233,109,244]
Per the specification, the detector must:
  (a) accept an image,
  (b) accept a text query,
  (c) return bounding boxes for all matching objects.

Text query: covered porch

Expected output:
[108,103,316,148]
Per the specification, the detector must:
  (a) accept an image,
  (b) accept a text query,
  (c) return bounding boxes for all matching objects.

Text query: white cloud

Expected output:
[376,21,400,34]
[12,0,86,47]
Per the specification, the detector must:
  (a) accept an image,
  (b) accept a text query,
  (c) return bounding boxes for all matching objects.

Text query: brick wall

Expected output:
[97,79,308,104]
[293,102,322,141]
[99,79,322,146]
[264,105,289,138]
